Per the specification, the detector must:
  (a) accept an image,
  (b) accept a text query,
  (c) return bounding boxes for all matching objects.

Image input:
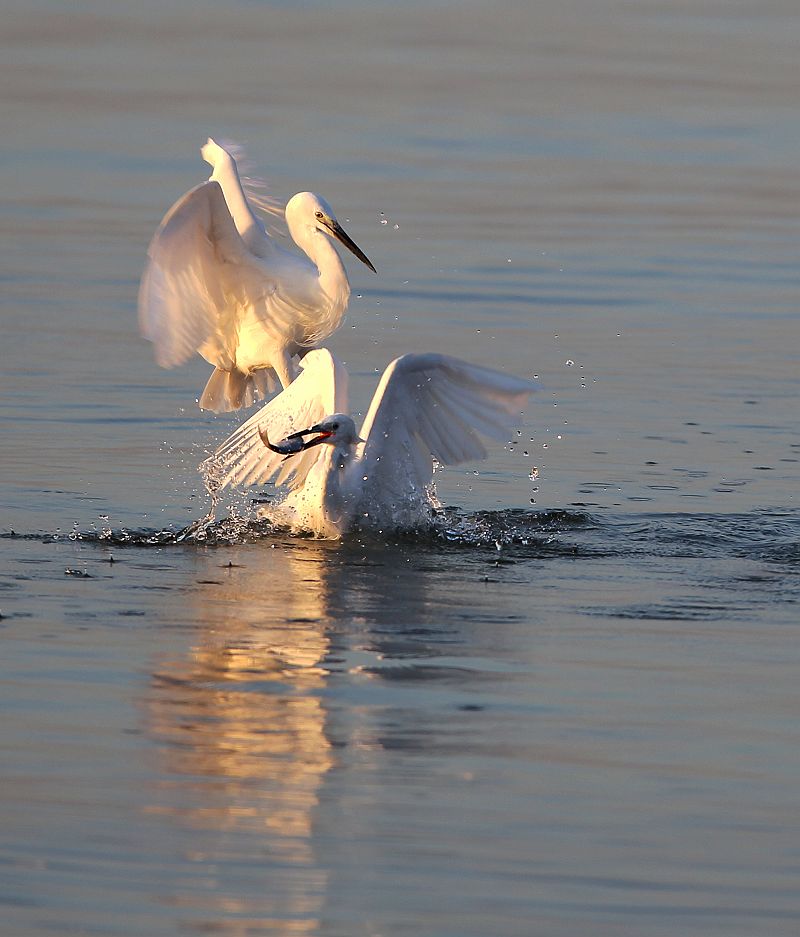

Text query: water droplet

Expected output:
[393,223,399,229]
[380,219,388,225]
[542,443,548,449]
[523,450,529,457]
[565,359,574,367]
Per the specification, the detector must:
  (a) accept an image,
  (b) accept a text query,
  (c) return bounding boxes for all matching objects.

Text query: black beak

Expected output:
[322,219,376,273]
[290,423,334,450]
[299,432,332,450]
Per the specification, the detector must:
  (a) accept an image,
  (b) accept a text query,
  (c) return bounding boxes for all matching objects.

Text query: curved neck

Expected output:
[289,223,351,307]
[319,443,359,531]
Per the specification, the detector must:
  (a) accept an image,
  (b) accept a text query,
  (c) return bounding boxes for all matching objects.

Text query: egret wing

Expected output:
[207,138,287,241]
[208,348,349,492]
[201,138,287,252]
[358,354,537,503]
[138,180,270,370]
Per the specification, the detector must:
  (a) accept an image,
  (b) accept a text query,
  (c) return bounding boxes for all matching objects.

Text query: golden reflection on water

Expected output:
[144,543,337,933]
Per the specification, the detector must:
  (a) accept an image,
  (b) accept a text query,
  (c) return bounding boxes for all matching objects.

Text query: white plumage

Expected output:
[205,349,537,539]
[138,139,375,412]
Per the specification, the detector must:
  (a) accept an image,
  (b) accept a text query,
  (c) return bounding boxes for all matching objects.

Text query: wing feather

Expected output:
[428,381,505,447]
[138,180,270,369]
[358,354,536,503]
[206,349,348,493]
[205,138,287,240]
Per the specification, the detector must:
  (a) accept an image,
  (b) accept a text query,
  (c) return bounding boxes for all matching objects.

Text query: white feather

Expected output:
[210,350,537,538]
[208,348,348,493]
[138,138,373,412]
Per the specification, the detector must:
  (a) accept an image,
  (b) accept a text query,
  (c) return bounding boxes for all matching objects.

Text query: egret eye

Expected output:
[315,211,324,219]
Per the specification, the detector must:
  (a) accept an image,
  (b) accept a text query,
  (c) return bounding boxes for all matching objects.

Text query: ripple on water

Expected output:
[3,507,798,568]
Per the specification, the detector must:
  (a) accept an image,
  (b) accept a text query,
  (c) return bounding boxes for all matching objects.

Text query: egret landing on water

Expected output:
[138,139,375,412]
[204,349,537,539]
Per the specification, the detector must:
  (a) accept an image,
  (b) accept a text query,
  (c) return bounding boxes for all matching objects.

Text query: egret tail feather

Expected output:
[199,367,281,413]
[199,368,247,413]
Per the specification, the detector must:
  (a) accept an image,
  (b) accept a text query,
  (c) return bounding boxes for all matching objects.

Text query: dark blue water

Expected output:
[1,508,799,935]
[2,0,799,934]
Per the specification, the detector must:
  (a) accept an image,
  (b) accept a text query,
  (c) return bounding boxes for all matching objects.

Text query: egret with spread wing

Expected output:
[205,349,537,539]
[138,139,375,412]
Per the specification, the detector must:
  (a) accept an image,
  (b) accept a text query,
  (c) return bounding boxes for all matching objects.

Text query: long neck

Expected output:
[290,224,351,311]
[319,442,358,533]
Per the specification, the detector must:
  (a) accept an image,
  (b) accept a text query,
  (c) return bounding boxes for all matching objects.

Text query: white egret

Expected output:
[205,349,537,539]
[138,139,375,412]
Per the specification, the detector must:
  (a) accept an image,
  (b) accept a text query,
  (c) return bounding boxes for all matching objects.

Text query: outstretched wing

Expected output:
[358,354,537,503]
[206,138,287,242]
[207,348,349,492]
[138,180,270,369]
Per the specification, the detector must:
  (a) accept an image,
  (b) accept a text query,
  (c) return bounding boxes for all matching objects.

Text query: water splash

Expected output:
[5,509,798,567]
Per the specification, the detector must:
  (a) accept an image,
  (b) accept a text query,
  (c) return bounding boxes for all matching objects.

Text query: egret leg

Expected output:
[248,368,280,406]
[272,351,300,390]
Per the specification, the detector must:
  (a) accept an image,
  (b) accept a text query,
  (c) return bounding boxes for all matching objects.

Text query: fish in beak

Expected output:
[259,425,333,456]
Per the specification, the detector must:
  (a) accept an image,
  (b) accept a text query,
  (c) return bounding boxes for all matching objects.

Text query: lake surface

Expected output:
[1,1,799,934]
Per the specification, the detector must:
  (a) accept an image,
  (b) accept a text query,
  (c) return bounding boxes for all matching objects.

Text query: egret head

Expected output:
[286,192,376,273]
[260,413,362,456]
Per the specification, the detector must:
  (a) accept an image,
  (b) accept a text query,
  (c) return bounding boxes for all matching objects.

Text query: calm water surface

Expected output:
[1,1,799,935]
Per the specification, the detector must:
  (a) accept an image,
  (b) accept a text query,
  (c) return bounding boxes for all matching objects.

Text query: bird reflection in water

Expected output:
[143,542,337,934]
